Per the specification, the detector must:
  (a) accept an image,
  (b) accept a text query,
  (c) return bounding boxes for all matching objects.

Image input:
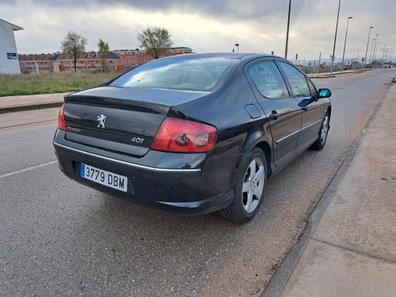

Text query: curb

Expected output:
[308,69,370,79]
[308,75,336,79]
[0,102,63,114]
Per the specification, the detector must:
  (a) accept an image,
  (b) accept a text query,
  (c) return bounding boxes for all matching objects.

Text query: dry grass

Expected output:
[0,72,117,96]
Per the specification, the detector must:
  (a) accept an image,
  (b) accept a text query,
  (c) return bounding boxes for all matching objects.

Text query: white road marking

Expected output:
[0,160,58,179]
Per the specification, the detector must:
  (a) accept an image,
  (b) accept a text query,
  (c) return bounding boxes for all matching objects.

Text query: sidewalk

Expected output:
[0,92,66,113]
[308,68,369,79]
[274,84,396,297]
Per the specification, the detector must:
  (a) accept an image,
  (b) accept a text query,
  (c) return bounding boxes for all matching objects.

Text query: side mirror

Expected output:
[318,88,332,99]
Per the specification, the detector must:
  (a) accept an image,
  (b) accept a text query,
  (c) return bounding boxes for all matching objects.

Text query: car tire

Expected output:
[309,111,330,151]
[219,147,267,224]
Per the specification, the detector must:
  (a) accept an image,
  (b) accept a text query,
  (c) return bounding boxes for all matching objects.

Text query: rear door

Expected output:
[246,59,302,167]
[277,62,324,152]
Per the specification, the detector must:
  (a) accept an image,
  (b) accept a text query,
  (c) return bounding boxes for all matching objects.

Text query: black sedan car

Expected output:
[54,53,332,223]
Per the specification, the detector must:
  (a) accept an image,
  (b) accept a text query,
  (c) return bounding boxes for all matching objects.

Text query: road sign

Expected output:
[7,53,17,60]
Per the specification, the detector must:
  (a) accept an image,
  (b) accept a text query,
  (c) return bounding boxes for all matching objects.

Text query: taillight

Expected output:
[58,104,66,130]
[151,117,217,153]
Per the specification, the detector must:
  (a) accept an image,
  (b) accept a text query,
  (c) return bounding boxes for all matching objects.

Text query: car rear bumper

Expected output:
[53,130,234,215]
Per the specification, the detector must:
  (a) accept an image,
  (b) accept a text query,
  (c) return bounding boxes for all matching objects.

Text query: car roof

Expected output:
[162,52,284,63]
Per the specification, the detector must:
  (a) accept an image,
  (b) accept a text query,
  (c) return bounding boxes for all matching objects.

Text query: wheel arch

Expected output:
[255,141,273,178]
[237,128,273,180]
[327,105,332,116]
[326,105,332,126]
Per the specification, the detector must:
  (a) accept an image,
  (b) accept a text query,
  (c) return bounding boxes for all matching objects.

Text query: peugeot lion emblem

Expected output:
[97,114,107,129]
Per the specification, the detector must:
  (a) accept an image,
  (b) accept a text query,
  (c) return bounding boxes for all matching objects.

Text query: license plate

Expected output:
[80,163,128,192]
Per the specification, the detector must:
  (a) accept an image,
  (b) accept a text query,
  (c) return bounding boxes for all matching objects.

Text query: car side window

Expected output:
[278,62,311,97]
[307,79,318,99]
[248,61,289,99]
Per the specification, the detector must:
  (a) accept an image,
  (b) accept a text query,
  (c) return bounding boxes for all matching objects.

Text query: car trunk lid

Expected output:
[63,86,208,157]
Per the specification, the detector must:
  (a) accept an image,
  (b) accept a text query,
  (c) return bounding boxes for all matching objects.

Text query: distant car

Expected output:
[53,53,332,223]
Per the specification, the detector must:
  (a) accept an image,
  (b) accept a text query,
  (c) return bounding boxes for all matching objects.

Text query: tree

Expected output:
[137,27,172,59]
[98,39,109,72]
[61,31,87,72]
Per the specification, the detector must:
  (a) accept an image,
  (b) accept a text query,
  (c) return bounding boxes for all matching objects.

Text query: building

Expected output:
[19,51,121,73]
[18,46,193,73]
[19,53,55,73]
[53,51,121,72]
[168,47,193,56]
[113,49,151,69]
[114,47,193,71]
[0,19,23,74]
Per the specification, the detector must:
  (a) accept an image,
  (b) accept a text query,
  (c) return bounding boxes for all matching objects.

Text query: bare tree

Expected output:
[61,31,87,72]
[98,39,109,72]
[137,27,172,59]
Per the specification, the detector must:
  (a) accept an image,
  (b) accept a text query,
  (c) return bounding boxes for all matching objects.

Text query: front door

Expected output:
[277,62,324,152]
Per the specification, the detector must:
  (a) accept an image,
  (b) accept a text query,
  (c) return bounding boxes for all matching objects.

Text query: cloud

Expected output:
[6,0,308,21]
[1,0,395,61]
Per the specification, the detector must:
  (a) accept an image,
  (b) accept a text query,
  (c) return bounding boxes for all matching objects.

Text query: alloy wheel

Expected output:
[242,157,265,213]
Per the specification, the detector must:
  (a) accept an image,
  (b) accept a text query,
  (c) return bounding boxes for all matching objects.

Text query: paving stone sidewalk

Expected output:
[0,92,67,113]
[278,84,396,297]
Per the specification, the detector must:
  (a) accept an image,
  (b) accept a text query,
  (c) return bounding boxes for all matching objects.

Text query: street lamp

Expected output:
[364,26,374,64]
[285,0,292,59]
[382,45,389,68]
[369,37,376,64]
[330,0,341,74]
[373,34,380,63]
[341,16,353,69]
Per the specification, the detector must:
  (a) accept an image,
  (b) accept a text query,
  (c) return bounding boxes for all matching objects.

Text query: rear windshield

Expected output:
[110,57,237,91]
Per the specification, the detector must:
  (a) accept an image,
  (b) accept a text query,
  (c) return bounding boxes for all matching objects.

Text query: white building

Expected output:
[0,19,23,74]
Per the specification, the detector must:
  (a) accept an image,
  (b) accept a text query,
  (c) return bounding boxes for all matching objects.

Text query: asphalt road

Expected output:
[1,69,395,297]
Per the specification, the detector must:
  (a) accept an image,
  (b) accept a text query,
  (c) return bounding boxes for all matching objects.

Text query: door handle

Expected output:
[269,110,279,120]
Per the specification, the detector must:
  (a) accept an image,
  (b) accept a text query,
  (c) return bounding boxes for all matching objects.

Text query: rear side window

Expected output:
[278,62,310,97]
[248,61,289,99]
[110,57,237,91]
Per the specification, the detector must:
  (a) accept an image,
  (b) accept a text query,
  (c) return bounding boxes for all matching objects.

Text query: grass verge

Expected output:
[0,72,117,97]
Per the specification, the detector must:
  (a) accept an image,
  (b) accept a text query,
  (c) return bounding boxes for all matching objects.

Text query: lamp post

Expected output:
[369,37,376,64]
[382,45,388,68]
[364,26,374,64]
[330,0,341,74]
[285,0,292,59]
[373,34,380,63]
[341,16,353,69]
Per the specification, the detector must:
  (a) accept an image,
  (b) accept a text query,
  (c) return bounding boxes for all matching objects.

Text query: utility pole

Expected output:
[318,52,322,74]
[285,0,292,59]
[364,26,374,64]
[341,16,353,69]
[330,0,341,74]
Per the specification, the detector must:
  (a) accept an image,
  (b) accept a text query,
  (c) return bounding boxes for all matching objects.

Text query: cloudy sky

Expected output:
[1,0,395,61]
